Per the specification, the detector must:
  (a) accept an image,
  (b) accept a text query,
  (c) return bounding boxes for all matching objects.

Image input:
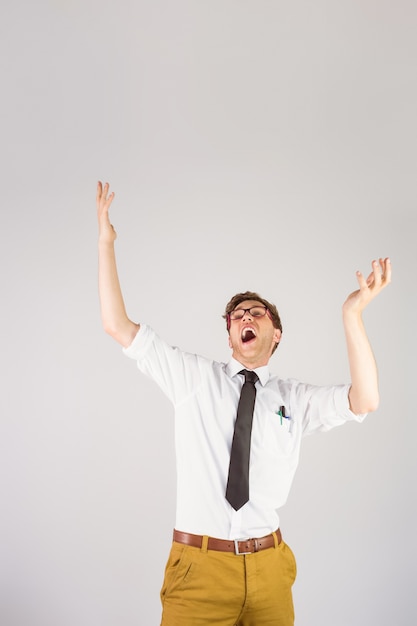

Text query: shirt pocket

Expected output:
[262,410,296,458]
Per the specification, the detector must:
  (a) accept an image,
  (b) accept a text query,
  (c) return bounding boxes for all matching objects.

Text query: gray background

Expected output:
[1,1,415,624]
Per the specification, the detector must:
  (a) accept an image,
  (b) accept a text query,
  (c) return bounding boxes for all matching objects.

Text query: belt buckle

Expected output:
[234,537,252,555]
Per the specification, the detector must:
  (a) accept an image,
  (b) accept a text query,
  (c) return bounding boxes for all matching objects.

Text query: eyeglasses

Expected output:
[229,306,270,321]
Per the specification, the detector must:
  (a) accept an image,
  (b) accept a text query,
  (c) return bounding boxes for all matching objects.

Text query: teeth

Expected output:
[242,327,256,340]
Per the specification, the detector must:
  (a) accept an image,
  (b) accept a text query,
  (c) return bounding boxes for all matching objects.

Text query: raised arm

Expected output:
[97,182,139,347]
[342,258,392,414]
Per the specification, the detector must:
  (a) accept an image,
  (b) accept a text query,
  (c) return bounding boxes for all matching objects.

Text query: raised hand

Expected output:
[96,181,139,346]
[97,181,117,244]
[342,257,392,413]
[343,258,392,315]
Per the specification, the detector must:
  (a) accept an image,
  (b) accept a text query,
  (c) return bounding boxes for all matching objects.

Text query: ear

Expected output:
[273,328,282,344]
[228,335,233,349]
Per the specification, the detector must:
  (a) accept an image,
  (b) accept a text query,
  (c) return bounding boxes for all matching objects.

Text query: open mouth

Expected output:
[241,327,257,343]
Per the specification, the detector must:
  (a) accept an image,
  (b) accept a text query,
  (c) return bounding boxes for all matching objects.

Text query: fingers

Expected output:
[357,258,392,292]
[380,257,392,284]
[370,259,383,287]
[97,181,115,212]
[372,258,392,287]
[355,269,367,289]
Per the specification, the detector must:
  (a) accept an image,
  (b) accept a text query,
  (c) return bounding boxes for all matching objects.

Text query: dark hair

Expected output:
[223,291,282,353]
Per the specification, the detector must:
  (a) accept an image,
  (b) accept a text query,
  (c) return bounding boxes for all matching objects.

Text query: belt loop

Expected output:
[200,535,209,553]
[272,531,279,549]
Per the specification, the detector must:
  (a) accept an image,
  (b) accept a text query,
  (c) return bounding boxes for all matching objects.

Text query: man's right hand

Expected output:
[96,181,140,347]
[97,181,117,244]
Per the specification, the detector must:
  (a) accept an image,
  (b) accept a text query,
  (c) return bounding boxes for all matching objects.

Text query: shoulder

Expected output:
[123,323,224,370]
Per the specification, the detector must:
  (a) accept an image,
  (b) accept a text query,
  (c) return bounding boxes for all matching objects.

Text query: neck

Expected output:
[232,354,270,370]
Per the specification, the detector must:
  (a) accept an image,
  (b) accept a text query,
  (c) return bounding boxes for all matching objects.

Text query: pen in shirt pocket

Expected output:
[276,406,292,430]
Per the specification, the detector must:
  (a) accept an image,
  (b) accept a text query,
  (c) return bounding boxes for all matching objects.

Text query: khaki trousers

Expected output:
[160,532,296,626]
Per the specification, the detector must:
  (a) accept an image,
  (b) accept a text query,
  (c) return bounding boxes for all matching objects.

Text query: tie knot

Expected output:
[240,369,258,384]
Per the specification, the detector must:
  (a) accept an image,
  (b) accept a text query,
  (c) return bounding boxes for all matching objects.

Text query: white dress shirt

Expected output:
[123,324,366,540]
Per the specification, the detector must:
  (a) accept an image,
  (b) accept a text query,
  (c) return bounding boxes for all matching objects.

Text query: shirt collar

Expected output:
[226,357,270,387]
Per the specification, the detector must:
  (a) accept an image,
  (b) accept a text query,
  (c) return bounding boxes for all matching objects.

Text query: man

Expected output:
[96,181,391,626]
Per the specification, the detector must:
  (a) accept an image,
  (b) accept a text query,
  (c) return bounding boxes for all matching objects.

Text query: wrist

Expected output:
[342,298,365,318]
[342,308,365,336]
[98,234,116,247]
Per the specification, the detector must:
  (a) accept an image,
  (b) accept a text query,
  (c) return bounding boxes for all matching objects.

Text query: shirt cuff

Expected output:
[337,384,368,423]
[122,324,153,361]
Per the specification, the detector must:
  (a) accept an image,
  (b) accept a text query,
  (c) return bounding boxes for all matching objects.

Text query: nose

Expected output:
[242,309,253,321]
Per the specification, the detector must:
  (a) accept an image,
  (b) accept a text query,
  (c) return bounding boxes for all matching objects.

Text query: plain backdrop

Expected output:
[1,1,416,625]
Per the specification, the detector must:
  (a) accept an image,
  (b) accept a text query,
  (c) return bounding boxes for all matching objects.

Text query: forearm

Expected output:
[98,240,139,347]
[343,309,379,414]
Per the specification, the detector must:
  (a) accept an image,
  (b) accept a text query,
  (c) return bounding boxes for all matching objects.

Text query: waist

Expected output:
[173,528,282,555]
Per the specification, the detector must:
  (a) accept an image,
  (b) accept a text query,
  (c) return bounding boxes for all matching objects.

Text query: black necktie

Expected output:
[226,369,259,511]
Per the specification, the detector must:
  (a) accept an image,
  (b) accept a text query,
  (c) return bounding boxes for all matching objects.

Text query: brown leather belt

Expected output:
[173,528,282,555]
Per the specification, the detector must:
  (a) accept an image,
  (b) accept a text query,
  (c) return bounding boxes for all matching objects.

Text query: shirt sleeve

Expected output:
[287,380,368,436]
[122,324,202,406]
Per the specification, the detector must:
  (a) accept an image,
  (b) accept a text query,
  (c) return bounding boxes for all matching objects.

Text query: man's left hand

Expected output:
[343,258,392,315]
